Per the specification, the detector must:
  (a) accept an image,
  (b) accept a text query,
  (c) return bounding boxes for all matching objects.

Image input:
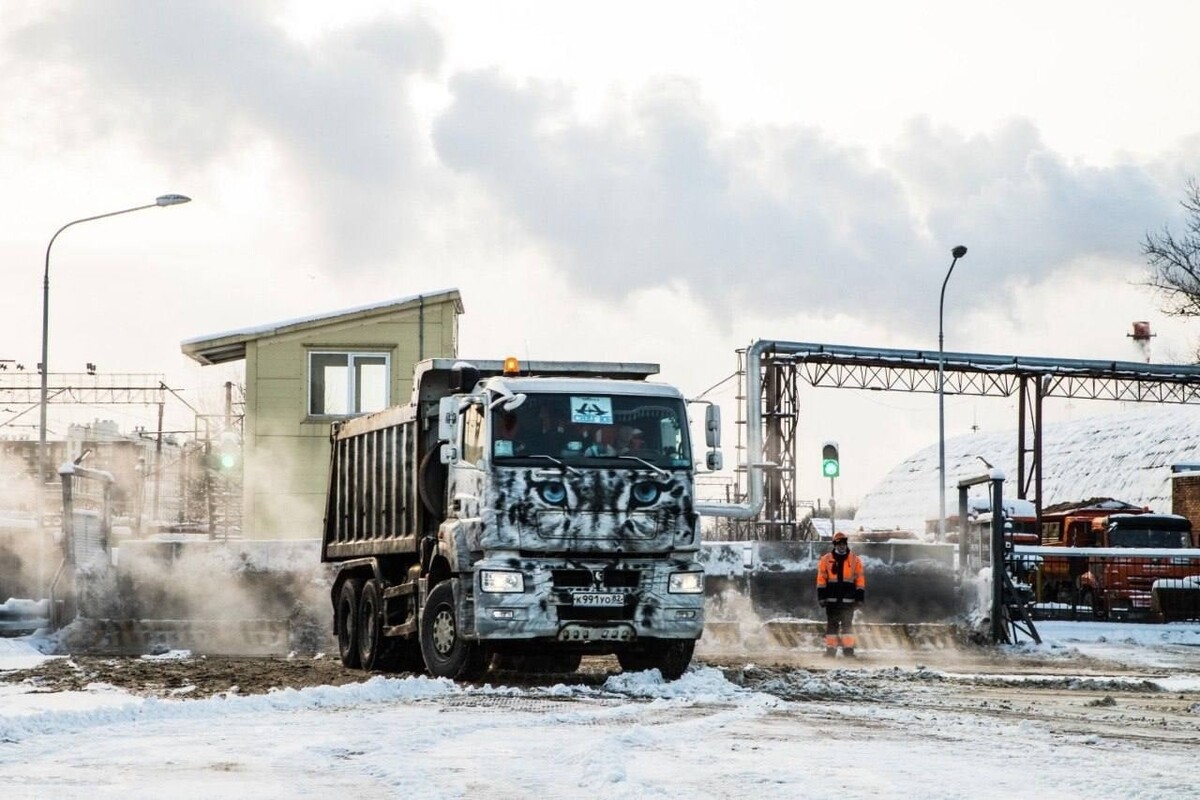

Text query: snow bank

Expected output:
[601,665,753,701]
[0,637,55,671]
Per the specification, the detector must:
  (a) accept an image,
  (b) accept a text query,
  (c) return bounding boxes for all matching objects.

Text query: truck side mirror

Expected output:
[705,404,721,448]
[440,443,459,465]
[706,451,723,471]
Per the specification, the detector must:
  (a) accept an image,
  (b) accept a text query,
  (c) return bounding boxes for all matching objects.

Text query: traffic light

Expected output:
[216,430,240,471]
[821,441,840,478]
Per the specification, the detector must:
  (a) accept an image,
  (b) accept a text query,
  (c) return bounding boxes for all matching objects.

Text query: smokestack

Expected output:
[1128,321,1154,363]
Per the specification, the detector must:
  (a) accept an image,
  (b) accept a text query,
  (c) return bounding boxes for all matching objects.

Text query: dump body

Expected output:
[322,358,705,679]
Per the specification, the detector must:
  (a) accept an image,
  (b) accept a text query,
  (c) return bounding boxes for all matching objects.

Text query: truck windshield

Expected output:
[491,393,692,469]
[1108,527,1189,548]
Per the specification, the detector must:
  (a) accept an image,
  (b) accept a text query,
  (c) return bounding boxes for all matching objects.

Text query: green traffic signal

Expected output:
[821,442,839,478]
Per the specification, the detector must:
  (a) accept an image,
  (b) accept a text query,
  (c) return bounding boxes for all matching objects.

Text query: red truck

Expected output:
[1036,509,1196,618]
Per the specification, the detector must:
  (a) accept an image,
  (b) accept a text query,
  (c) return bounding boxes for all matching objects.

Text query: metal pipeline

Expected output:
[695,338,770,520]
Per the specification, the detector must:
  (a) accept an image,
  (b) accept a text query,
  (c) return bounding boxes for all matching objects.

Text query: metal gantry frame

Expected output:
[737,341,1200,540]
[0,372,167,416]
[956,471,1041,644]
[760,356,799,540]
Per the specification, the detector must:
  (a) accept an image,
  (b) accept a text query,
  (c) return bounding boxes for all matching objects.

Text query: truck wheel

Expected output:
[617,639,695,681]
[357,580,388,671]
[419,580,486,680]
[337,578,363,669]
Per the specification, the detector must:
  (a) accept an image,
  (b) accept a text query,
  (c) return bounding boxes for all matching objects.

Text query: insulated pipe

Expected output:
[695,338,771,520]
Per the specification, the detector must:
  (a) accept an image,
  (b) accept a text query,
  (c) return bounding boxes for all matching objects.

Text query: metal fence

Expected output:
[1012,546,1200,622]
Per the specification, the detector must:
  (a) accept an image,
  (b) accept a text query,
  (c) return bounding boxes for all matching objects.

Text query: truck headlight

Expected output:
[668,571,704,594]
[480,570,525,593]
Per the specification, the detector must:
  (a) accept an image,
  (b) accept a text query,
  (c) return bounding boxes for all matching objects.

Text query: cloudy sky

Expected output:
[2,1,1199,504]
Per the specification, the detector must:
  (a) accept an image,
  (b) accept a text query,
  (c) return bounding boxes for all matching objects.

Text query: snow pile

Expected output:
[0,637,55,671]
[141,649,193,661]
[601,665,752,701]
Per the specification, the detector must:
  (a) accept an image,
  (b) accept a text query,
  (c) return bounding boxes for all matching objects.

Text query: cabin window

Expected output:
[461,403,485,465]
[308,351,390,416]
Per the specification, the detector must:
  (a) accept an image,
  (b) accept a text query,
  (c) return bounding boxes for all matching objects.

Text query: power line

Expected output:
[694,370,739,400]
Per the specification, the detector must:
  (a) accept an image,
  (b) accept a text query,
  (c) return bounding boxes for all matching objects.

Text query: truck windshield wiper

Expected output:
[615,455,670,478]
[527,454,580,475]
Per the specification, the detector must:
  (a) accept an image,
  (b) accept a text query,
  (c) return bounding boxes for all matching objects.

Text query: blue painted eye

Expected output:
[632,482,660,505]
[537,481,567,505]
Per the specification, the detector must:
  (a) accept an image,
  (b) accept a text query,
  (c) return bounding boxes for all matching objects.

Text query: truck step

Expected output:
[382,582,417,599]
[384,621,418,637]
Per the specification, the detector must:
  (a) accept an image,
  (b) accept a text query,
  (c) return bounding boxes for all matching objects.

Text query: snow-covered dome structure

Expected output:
[854,406,1200,536]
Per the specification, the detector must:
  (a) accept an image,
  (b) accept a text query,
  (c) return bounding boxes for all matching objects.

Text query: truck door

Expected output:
[450,401,487,519]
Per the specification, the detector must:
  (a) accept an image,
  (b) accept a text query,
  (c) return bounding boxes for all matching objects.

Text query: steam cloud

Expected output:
[3,4,1191,336]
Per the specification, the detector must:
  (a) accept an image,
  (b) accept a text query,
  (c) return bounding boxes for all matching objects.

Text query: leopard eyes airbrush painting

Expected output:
[487,468,693,545]
[528,477,668,511]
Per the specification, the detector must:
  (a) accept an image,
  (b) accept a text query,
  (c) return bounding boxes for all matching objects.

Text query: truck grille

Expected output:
[551,569,641,589]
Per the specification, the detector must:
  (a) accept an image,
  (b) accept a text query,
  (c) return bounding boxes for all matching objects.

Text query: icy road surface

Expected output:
[2,623,1199,799]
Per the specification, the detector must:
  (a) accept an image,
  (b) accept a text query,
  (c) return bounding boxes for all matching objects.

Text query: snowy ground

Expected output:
[2,623,1199,799]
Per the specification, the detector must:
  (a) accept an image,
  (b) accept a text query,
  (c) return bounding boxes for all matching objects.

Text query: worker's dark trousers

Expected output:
[824,604,856,652]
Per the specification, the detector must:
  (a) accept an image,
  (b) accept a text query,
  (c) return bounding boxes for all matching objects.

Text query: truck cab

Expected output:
[435,366,705,677]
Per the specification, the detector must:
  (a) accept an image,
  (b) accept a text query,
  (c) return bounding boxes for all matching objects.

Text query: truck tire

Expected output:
[337,578,363,669]
[419,580,487,680]
[617,639,695,681]
[357,580,388,671]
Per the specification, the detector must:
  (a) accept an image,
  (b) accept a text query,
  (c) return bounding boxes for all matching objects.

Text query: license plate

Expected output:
[573,592,626,607]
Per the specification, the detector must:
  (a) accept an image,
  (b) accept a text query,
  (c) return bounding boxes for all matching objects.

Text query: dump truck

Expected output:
[322,357,721,680]
[1036,511,1195,618]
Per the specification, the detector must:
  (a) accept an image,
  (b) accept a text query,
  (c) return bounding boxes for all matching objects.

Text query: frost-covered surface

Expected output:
[1016,619,1200,671]
[855,406,1200,534]
[181,290,459,348]
[2,624,1199,797]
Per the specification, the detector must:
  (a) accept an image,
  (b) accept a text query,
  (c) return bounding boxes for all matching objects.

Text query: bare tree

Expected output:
[1144,178,1200,317]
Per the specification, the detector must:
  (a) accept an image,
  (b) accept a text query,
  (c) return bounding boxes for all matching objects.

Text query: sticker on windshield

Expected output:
[570,396,613,425]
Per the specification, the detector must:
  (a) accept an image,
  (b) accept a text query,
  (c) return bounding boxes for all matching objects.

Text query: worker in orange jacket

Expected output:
[816,531,866,658]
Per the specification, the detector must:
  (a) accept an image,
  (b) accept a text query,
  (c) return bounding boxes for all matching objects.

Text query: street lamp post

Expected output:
[937,245,968,542]
[37,194,191,593]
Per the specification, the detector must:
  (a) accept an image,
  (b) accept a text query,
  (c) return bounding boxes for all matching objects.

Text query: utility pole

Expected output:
[153,401,164,528]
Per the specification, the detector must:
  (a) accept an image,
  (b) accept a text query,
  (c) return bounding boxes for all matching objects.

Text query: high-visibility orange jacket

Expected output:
[816,551,865,605]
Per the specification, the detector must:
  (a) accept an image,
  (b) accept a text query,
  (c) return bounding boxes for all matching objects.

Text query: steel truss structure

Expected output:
[748,341,1200,538]
[0,373,166,406]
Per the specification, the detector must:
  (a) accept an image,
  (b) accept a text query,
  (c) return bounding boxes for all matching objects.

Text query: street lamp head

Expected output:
[951,245,968,259]
[155,194,191,207]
